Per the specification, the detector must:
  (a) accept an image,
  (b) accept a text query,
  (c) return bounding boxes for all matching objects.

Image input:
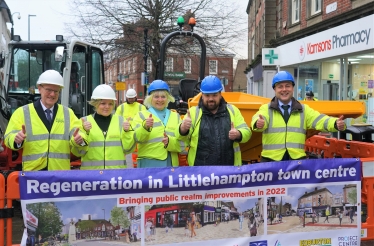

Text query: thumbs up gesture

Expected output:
[15,125,27,145]
[162,132,169,147]
[229,122,240,140]
[145,114,154,130]
[180,110,192,134]
[256,114,265,129]
[73,128,84,145]
[336,115,345,131]
[82,118,92,133]
[123,117,131,132]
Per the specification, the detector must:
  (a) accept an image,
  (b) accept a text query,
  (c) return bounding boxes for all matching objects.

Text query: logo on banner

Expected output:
[250,240,268,246]
[299,238,332,246]
[299,41,306,61]
[338,236,358,245]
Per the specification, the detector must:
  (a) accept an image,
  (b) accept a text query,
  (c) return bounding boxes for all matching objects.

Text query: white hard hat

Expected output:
[126,89,137,98]
[36,70,64,88]
[91,84,117,100]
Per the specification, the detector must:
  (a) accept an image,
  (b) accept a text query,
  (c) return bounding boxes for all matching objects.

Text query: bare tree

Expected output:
[67,0,247,77]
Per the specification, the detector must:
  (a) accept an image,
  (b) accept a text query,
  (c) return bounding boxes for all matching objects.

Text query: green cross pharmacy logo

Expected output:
[265,49,279,64]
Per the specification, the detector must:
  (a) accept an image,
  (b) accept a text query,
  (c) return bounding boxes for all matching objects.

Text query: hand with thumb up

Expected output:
[123,117,131,132]
[336,115,345,131]
[73,128,84,145]
[162,132,169,147]
[145,114,154,130]
[256,114,265,129]
[82,118,92,133]
[180,110,192,134]
[228,122,240,140]
[15,125,27,145]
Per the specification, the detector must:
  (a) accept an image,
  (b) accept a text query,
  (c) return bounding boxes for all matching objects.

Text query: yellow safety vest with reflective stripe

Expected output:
[74,114,128,170]
[251,102,339,161]
[4,104,83,171]
[128,110,184,166]
[115,102,147,122]
[179,104,251,166]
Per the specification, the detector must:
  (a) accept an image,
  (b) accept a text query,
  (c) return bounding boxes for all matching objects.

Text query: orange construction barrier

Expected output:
[361,158,374,241]
[0,173,5,246]
[336,140,374,158]
[304,135,338,158]
[6,172,20,246]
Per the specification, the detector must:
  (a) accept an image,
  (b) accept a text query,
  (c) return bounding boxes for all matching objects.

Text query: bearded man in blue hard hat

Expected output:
[177,75,251,166]
[251,71,346,162]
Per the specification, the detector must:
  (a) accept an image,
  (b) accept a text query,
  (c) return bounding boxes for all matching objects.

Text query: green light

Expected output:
[177,16,185,26]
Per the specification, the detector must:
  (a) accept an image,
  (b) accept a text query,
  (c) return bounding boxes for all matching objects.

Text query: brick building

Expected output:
[104,37,235,103]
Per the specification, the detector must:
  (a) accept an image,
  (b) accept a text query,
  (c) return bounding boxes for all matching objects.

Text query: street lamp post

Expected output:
[11,12,21,40]
[102,208,106,239]
[28,14,36,41]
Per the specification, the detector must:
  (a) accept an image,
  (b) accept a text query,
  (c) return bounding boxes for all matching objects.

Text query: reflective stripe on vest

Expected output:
[263,104,306,150]
[23,105,70,141]
[81,160,124,167]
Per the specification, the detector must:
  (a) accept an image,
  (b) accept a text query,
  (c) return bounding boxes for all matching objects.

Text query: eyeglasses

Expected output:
[40,84,60,94]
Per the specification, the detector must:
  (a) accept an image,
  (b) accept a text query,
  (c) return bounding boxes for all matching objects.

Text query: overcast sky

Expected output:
[6,0,248,60]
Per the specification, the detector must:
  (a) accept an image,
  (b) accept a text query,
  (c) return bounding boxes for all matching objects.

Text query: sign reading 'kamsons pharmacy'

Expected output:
[278,15,374,66]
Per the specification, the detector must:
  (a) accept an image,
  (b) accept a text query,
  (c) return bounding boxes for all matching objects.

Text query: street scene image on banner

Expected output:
[18,159,361,246]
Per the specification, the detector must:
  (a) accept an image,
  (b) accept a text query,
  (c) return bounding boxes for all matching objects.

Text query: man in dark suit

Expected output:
[5,70,87,171]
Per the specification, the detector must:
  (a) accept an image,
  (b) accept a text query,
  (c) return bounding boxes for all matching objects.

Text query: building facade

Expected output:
[104,42,235,104]
[246,0,374,121]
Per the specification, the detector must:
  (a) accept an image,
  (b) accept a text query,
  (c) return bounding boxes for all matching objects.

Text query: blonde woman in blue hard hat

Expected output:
[124,80,185,167]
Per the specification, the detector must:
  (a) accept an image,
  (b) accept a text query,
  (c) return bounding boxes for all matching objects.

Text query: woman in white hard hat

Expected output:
[71,84,131,169]
[124,80,185,167]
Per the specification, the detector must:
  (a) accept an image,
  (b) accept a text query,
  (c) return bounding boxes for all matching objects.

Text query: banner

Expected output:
[19,158,361,246]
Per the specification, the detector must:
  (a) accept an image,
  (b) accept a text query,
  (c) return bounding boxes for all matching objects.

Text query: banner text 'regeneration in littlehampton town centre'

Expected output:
[26,166,357,196]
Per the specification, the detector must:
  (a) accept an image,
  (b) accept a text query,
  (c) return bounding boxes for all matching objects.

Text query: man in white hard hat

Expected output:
[115,88,146,168]
[4,70,87,171]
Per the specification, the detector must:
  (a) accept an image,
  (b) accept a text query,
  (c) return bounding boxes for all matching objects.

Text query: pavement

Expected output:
[267,215,357,234]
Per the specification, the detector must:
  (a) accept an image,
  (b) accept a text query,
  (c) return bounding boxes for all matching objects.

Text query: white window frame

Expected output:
[147,57,152,72]
[209,60,217,74]
[184,58,191,74]
[123,61,126,74]
[132,57,136,73]
[311,0,321,15]
[166,57,173,72]
[251,37,255,60]
[292,0,300,24]
[127,60,131,74]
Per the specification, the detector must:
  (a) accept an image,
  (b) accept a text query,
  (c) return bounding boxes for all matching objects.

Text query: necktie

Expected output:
[281,105,290,123]
[45,109,52,124]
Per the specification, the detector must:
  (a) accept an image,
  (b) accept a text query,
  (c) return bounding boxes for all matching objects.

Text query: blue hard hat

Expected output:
[148,80,170,95]
[200,75,223,94]
[272,71,295,88]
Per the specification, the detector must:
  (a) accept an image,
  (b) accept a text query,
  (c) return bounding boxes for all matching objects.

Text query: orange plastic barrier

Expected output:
[304,135,338,158]
[361,158,374,241]
[0,173,5,246]
[336,140,374,158]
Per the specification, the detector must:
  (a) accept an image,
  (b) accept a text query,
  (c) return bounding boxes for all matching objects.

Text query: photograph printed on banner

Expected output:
[266,184,358,235]
[24,199,141,245]
[142,199,264,245]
